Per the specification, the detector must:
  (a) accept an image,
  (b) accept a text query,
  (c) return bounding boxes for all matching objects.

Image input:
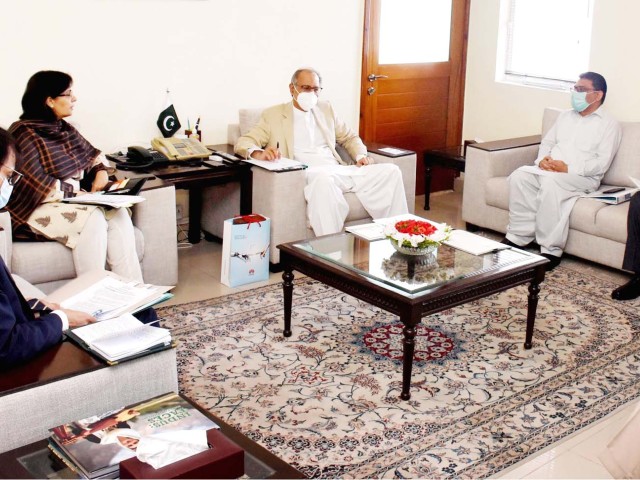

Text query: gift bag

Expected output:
[221,214,270,287]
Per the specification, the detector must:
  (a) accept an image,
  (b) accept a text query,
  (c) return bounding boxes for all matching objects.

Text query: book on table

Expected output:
[45,270,175,363]
[48,392,219,480]
[66,313,172,363]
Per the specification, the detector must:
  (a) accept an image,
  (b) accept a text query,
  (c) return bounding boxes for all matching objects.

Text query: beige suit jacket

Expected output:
[234,101,369,165]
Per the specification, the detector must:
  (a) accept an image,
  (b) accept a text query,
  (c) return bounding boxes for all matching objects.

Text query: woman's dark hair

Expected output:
[20,70,73,121]
[0,127,18,166]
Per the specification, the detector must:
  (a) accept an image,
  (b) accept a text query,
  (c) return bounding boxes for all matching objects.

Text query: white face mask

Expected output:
[294,87,318,112]
[0,179,13,209]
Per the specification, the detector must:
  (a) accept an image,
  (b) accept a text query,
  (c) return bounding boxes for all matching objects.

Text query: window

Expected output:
[378,0,452,64]
[497,0,593,89]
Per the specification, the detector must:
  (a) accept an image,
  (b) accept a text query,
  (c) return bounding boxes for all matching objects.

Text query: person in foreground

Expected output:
[235,67,408,236]
[0,127,96,369]
[502,71,622,271]
[612,192,640,300]
[7,71,143,282]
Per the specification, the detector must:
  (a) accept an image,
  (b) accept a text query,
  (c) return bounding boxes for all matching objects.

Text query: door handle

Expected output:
[367,86,376,96]
[368,74,389,82]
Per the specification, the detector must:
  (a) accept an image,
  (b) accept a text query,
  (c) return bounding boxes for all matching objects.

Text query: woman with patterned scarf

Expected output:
[7,71,143,282]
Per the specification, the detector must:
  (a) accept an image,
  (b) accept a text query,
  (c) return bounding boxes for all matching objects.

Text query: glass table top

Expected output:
[293,233,535,295]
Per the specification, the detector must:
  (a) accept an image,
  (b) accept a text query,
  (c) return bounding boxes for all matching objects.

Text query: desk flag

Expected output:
[156,91,181,138]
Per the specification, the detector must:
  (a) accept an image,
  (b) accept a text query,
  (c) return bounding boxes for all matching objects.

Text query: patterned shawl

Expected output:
[7,119,101,225]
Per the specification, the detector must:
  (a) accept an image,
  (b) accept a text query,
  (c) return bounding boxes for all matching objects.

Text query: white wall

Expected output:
[463,0,640,142]
[0,0,365,152]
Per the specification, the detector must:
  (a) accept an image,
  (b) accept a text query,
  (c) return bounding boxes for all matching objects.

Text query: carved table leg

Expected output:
[282,269,294,337]
[401,324,416,400]
[525,276,542,349]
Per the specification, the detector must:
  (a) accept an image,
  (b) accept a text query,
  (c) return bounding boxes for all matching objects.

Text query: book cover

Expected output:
[49,393,219,479]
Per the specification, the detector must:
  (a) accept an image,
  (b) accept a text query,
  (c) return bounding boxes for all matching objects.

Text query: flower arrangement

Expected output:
[383,219,452,254]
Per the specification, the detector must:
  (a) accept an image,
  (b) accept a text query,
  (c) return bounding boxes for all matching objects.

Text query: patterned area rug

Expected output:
[158,266,640,478]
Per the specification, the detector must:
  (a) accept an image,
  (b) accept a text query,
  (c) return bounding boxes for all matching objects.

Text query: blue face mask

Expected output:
[571,90,592,113]
[0,179,13,209]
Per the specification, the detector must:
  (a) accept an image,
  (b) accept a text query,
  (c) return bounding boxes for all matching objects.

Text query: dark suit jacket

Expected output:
[0,257,63,369]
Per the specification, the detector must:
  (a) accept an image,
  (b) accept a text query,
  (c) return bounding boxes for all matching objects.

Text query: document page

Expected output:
[61,193,145,208]
[60,276,161,320]
[443,230,510,256]
[345,223,386,241]
[242,157,306,171]
[71,313,171,362]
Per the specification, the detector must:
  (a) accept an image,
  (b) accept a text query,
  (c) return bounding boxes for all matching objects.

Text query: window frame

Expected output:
[496,0,594,91]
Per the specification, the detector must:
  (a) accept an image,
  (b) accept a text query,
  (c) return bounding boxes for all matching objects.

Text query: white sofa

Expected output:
[0,184,179,293]
[200,108,417,267]
[0,346,178,453]
[462,107,640,270]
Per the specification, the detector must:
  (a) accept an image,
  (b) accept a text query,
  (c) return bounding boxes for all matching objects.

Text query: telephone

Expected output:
[151,137,211,161]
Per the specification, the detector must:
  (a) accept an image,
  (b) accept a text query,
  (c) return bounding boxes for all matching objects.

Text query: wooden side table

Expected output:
[423,144,471,210]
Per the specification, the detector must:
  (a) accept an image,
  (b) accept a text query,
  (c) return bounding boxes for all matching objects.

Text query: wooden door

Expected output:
[360,0,470,195]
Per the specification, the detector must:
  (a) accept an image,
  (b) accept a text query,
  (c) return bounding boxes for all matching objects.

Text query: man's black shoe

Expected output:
[500,238,521,248]
[541,253,562,271]
[612,275,640,300]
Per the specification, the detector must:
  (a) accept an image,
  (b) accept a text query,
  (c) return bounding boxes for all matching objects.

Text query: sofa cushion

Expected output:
[569,199,629,244]
[602,122,640,187]
[485,177,510,210]
[12,227,145,285]
[239,108,264,136]
[344,193,368,222]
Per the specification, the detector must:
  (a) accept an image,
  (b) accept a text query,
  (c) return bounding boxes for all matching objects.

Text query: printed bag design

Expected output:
[221,214,270,287]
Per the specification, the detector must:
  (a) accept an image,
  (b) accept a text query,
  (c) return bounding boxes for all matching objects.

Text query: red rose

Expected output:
[394,220,436,236]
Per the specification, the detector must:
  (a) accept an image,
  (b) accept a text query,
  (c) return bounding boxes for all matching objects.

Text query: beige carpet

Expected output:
[158,265,640,478]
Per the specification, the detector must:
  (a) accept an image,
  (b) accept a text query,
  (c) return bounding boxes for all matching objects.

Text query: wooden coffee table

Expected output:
[278,231,547,400]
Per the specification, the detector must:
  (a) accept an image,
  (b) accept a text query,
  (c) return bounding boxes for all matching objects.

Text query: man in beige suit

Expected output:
[235,67,408,236]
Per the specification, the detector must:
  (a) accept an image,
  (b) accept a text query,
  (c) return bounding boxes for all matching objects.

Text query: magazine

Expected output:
[48,393,219,479]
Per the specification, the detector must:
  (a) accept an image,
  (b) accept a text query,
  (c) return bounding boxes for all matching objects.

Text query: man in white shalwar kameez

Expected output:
[234,68,408,236]
[503,72,622,271]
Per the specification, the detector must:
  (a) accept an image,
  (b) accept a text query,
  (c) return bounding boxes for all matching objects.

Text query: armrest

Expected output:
[0,212,12,269]
[368,148,417,214]
[462,139,540,228]
[132,185,178,285]
[252,168,307,265]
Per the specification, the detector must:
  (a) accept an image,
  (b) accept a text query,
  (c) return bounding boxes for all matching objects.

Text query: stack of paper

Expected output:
[61,193,145,208]
[242,156,306,172]
[47,271,174,321]
[345,223,386,241]
[69,314,171,362]
[443,230,510,256]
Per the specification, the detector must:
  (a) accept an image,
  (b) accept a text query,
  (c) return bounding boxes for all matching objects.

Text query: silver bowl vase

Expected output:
[390,239,438,256]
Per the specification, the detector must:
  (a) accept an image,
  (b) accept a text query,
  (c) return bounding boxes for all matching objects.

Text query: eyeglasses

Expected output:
[1,166,23,186]
[57,90,73,98]
[570,86,597,93]
[296,84,323,94]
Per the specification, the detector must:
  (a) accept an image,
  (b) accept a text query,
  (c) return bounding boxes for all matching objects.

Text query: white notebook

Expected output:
[443,230,510,256]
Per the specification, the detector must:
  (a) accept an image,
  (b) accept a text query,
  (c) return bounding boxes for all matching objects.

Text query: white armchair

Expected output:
[200,108,417,268]
[0,184,179,293]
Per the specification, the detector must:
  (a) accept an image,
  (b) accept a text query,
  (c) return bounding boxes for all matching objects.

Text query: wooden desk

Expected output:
[109,154,253,244]
[0,342,101,396]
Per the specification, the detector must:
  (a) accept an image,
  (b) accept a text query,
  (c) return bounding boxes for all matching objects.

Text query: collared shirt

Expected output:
[292,107,337,167]
[535,107,622,179]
